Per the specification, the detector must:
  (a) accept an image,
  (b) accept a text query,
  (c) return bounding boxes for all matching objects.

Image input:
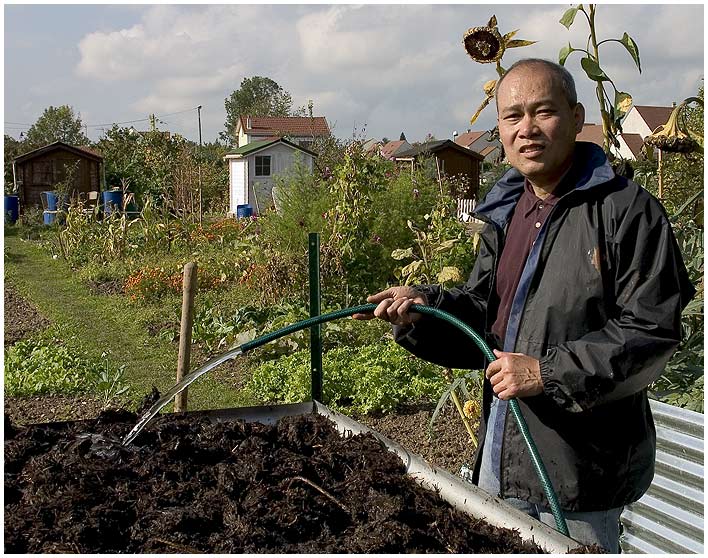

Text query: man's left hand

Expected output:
[485,349,544,400]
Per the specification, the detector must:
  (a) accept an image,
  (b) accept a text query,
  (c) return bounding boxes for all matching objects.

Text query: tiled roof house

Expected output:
[235,115,330,150]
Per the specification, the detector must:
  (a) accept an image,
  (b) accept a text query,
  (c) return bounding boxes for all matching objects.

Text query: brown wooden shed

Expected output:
[393,139,484,199]
[13,141,104,209]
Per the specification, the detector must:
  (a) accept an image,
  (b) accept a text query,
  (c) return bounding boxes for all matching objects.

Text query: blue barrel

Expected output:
[4,195,19,224]
[103,190,124,216]
[43,211,58,225]
[236,204,253,218]
[43,191,58,211]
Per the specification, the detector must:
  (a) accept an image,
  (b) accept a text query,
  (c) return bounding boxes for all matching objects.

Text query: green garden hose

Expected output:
[239,302,570,536]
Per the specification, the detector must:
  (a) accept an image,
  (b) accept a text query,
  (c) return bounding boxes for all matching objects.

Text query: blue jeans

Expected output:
[503,496,623,553]
[478,442,623,553]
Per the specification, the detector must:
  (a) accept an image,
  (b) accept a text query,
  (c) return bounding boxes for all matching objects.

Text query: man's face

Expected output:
[496,65,584,189]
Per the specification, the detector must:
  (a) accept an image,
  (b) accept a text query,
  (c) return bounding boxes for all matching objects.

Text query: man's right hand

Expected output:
[351,286,428,326]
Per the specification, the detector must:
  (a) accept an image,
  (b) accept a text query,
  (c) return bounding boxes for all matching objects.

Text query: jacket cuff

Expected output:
[539,353,583,412]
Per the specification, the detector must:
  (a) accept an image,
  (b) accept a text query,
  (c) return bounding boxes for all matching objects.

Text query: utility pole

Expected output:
[197,105,203,225]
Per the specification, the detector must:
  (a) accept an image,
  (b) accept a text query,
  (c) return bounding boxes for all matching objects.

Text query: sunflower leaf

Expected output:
[619,32,641,73]
[502,29,519,43]
[614,91,633,116]
[559,6,580,29]
[506,39,536,49]
[558,43,574,66]
[470,95,492,125]
[580,57,609,82]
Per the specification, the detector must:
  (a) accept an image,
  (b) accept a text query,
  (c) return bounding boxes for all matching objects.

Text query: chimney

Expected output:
[246,116,252,129]
[453,130,458,141]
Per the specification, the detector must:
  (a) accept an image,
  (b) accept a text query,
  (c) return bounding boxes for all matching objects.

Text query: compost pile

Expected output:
[6,404,572,554]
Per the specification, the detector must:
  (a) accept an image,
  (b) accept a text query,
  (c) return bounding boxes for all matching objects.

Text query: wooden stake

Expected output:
[175,262,197,413]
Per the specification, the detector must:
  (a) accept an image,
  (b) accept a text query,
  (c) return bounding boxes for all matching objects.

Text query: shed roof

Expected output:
[224,137,317,158]
[395,139,484,161]
[239,115,330,137]
[14,141,104,164]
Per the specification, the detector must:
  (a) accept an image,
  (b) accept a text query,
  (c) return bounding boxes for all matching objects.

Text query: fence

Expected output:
[620,399,704,554]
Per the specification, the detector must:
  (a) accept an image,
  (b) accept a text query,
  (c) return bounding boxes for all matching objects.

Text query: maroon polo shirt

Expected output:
[490,179,569,346]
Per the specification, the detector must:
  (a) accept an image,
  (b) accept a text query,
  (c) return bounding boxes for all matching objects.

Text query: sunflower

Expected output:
[463,19,504,63]
[463,16,536,124]
[644,99,702,154]
[462,15,536,65]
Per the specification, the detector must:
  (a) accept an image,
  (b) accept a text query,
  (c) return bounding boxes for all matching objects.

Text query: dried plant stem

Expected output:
[288,476,350,514]
[450,386,478,448]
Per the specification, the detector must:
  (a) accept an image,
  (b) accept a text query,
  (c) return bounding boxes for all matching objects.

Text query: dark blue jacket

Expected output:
[395,142,695,511]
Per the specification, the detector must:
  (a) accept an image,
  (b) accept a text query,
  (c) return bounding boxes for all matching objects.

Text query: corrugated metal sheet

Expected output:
[620,399,704,554]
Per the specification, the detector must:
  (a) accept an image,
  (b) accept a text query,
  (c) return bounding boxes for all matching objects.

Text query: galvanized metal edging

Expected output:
[620,399,705,554]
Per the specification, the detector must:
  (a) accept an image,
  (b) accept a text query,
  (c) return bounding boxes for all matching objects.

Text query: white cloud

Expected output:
[49,3,703,143]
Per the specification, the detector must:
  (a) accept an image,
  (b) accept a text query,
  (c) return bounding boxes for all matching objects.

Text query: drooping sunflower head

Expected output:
[644,100,702,154]
[463,20,504,63]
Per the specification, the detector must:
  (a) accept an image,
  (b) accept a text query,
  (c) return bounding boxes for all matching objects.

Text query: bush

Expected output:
[246,341,451,415]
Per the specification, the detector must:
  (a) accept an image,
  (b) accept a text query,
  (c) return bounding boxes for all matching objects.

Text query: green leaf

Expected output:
[558,43,573,66]
[391,247,415,260]
[580,57,609,82]
[434,239,458,252]
[559,6,580,29]
[401,260,424,277]
[619,32,641,73]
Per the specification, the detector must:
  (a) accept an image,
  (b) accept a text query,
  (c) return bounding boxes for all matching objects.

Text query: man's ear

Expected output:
[574,103,586,133]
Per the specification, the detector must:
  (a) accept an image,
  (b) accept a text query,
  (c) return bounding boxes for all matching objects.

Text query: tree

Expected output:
[222,76,295,144]
[23,105,89,149]
[4,134,25,193]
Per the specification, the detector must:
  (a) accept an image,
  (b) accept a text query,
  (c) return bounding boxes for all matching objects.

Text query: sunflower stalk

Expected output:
[559,4,640,158]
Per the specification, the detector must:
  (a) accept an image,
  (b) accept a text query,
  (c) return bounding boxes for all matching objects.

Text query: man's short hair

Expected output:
[496,58,578,107]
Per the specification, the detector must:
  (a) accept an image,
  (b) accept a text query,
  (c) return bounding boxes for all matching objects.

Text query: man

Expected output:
[354,59,695,552]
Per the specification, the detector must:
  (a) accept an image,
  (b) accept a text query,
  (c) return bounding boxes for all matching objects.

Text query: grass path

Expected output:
[4,229,251,410]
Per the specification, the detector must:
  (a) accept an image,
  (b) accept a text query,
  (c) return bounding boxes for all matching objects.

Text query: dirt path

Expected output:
[3,283,50,346]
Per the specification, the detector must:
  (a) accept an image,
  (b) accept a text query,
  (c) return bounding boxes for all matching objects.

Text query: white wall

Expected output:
[228,159,247,214]
[621,108,654,137]
[615,136,637,161]
[246,144,313,214]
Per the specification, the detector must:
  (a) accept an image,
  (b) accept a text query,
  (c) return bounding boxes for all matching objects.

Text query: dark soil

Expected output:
[86,278,124,296]
[4,408,554,554]
[3,283,50,346]
[3,394,105,425]
[2,282,478,475]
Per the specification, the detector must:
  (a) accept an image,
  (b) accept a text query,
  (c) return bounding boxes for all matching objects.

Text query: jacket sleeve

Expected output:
[393,223,497,369]
[539,192,696,412]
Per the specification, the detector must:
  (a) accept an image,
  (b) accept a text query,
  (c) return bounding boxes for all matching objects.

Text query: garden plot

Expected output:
[4,401,595,554]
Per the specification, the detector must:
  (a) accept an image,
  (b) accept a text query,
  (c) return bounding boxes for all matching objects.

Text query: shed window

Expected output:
[255,155,271,177]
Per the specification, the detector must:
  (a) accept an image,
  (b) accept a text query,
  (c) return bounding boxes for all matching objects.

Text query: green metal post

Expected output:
[308,232,323,401]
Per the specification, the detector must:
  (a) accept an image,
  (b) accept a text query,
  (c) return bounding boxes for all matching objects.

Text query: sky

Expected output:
[3,2,705,145]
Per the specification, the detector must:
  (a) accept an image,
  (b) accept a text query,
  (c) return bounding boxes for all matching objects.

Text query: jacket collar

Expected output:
[474,141,615,229]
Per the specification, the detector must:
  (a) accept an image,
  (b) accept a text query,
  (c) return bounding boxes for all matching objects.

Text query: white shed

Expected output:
[223,138,317,216]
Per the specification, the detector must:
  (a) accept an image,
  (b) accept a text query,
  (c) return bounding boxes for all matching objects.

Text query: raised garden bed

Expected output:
[4,401,595,553]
